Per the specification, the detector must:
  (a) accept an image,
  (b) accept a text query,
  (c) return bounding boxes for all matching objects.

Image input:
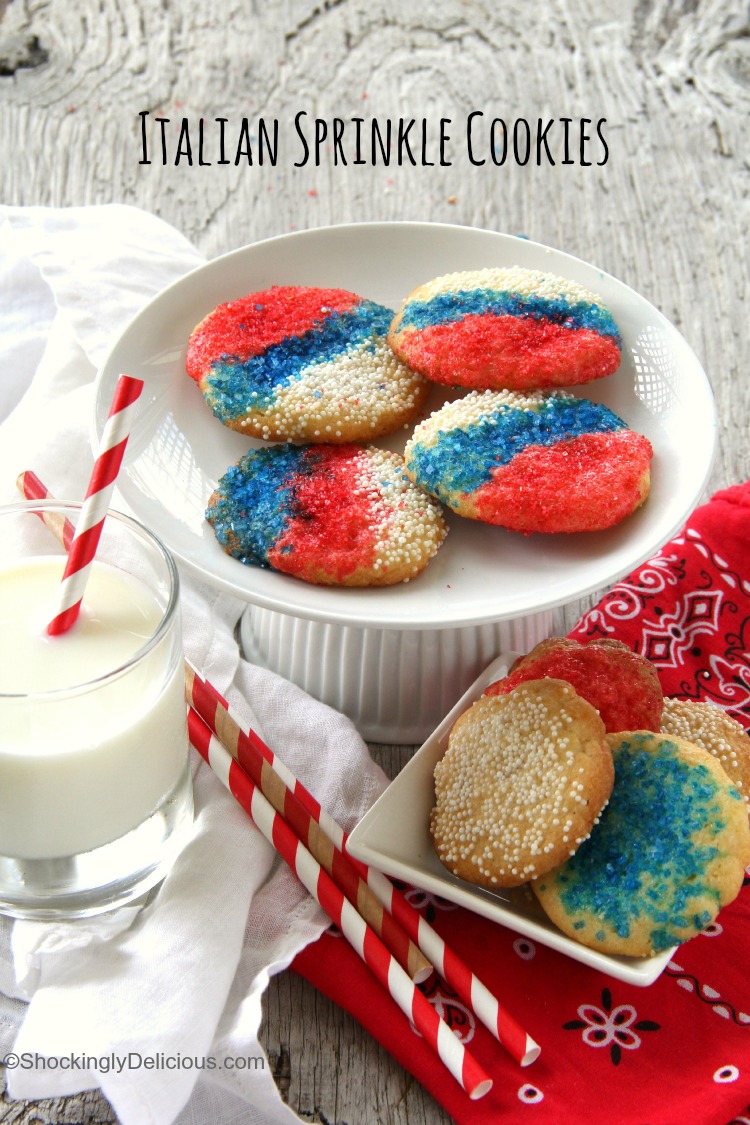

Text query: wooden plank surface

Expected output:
[1,0,748,1120]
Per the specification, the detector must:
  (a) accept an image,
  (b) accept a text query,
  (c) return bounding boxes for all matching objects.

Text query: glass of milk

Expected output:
[0,500,193,919]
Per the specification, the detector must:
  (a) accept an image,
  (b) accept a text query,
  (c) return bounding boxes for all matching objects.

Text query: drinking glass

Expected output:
[0,501,193,919]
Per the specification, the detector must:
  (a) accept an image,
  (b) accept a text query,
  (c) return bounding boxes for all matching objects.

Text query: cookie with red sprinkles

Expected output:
[187,286,429,443]
[485,637,664,733]
[388,266,622,391]
[206,443,447,587]
[404,389,652,534]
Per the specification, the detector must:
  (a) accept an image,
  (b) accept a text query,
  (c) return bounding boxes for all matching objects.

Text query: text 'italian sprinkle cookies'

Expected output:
[431,680,614,888]
[187,286,429,443]
[388,266,622,391]
[206,443,447,587]
[533,732,750,957]
[404,389,653,533]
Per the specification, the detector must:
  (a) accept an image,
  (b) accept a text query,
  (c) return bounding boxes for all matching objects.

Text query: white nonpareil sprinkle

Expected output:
[432,684,601,880]
[405,266,606,308]
[661,697,749,800]
[357,447,447,576]
[211,336,426,441]
[405,388,570,454]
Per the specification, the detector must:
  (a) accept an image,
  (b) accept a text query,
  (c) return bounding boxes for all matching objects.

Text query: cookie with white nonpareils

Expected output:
[404,389,653,534]
[187,286,429,443]
[206,443,447,587]
[532,732,750,957]
[388,266,622,391]
[661,698,750,805]
[430,680,614,888]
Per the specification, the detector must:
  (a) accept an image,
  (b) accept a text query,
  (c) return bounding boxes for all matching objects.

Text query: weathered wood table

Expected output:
[1,0,748,1120]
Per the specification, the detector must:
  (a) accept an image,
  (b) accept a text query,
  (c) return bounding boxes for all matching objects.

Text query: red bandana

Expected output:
[292,483,750,1123]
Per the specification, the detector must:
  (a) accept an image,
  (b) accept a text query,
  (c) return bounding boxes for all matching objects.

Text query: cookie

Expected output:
[206,443,447,586]
[532,732,750,957]
[404,389,652,533]
[187,286,429,442]
[661,698,750,805]
[485,637,663,733]
[388,266,622,391]
[430,680,614,888]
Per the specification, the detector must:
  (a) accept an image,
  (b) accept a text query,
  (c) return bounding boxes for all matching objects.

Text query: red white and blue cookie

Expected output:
[186,286,429,443]
[403,389,652,534]
[206,443,447,586]
[388,267,622,390]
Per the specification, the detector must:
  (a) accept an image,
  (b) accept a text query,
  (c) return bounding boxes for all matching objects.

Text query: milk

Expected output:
[0,556,188,859]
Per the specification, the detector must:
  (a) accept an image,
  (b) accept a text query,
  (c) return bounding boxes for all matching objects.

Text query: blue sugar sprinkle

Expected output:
[554,736,728,948]
[204,300,393,422]
[206,445,315,565]
[399,287,622,343]
[407,396,627,499]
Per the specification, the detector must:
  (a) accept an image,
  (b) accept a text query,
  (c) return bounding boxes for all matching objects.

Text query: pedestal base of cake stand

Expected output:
[240,604,560,744]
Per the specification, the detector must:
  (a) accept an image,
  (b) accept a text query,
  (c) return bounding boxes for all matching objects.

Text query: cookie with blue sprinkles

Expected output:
[532,732,750,957]
[404,389,652,533]
[206,443,447,586]
[187,286,429,443]
[388,266,622,391]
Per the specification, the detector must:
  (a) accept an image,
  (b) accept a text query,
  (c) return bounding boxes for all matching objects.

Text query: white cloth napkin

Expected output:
[0,205,389,1125]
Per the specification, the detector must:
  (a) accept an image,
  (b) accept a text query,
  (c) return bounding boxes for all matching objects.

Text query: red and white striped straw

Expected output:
[184,666,431,983]
[187,707,493,1101]
[47,374,144,636]
[16,471,76,551]
[186,663,540,1068]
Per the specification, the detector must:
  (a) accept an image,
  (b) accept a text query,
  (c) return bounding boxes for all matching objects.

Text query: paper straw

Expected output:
[186,662,540,1067]
[18,471,538,1069]
[16,471,76,551]
[47,374,144,636]
[187,707,492,1101]
[184,665,431,984]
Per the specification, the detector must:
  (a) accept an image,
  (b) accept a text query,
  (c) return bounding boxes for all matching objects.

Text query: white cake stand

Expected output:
[94,223,717,743]
[239,604,559,743]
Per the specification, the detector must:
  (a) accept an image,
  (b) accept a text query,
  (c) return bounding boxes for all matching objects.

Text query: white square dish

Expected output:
[347,653,676,987]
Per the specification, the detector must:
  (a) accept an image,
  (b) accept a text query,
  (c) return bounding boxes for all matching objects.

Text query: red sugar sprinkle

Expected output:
[186,287,361,379]
[474,431,652,533]
[485,639,663,733]
[400,315,621,389]
[269,447,379,582]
